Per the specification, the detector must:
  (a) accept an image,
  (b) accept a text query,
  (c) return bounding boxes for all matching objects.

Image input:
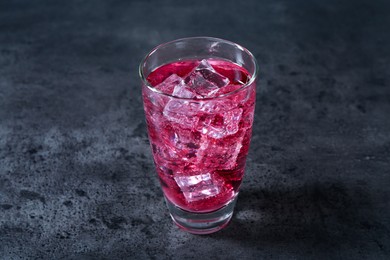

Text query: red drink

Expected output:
[143,59,256,213]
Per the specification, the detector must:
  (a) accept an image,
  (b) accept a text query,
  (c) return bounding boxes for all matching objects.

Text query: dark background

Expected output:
[1,0,389,259]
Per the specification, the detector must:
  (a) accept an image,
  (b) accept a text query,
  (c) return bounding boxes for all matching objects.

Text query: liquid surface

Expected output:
[143,59,256,212]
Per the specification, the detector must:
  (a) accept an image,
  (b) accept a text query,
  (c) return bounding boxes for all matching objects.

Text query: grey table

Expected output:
[1,0,389,259]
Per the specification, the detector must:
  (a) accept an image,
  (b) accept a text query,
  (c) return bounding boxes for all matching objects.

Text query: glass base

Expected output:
[165,195,238,235]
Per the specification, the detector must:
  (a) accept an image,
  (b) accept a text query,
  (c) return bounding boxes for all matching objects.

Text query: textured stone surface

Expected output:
[1,0,390,259]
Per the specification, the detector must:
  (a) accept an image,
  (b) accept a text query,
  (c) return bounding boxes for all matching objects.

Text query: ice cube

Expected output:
[197,131,244,170]
[155,74,184,95]
[197,99,234,114]
[185,59,230,97]
[159,125,202,163]
[172,84,197,99]
[194,60,230,88]
[161,75,201,128]
[163,100,199,129]
[174,172,225,202]
[197,108,243,139]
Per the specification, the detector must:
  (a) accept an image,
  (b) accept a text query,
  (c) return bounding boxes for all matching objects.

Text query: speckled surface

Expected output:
[1,0,390,259]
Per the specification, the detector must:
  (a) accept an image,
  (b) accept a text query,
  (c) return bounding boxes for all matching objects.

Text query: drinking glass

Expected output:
[139,37,258,234]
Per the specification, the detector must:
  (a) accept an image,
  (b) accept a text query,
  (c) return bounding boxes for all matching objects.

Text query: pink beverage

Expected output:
[143,58,256,213]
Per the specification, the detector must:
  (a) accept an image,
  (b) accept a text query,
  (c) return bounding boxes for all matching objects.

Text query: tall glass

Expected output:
[139,37,258,234]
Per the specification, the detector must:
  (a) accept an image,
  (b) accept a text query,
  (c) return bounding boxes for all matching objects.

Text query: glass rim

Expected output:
[138,36,259,101]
